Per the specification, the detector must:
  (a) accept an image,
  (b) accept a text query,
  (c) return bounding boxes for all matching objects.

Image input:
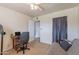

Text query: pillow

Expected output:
[60,40,72,51]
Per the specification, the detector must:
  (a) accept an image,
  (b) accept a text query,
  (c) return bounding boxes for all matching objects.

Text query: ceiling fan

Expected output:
[28,3,43,11]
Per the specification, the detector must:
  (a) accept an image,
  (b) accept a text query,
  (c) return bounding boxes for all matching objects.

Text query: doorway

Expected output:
[34,21,40,42]
[52,16,67,43]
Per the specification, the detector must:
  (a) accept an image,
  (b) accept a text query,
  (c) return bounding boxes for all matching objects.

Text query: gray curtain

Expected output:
[53,16,67,43]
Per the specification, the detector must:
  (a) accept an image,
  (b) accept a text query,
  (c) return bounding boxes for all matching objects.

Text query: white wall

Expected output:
[0,6,31,51]
[34,6,79,44]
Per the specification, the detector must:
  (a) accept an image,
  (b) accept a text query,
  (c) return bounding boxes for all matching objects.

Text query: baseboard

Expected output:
[40,40,52,45]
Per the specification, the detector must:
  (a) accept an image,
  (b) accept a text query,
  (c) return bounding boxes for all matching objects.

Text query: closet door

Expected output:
[53,18,60,42]
[52,16,67,43]
[60,16,67,41]
[53,18,57,42]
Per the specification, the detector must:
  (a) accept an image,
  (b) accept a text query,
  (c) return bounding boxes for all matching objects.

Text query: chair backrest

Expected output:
[20,32,29,44]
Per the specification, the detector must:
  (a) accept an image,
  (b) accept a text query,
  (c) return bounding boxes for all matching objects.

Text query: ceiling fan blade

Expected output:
[26,3,43,11]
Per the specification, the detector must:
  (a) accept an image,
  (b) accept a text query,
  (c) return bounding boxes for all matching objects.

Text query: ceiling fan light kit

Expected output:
[30,3,43,11]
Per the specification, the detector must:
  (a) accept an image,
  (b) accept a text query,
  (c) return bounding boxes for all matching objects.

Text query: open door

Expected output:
[34,21,40,42]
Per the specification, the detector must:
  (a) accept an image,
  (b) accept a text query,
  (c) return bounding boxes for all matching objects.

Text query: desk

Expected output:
[11,34,30,54]
[11,35,21,51]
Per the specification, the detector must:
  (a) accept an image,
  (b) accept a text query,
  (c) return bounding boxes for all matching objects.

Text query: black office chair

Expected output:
[20,32,30,54]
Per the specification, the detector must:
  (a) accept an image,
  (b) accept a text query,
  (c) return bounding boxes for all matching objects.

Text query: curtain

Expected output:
[53,16,67,43]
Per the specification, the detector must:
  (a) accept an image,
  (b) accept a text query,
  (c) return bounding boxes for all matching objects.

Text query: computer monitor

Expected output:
[15,32,21,36]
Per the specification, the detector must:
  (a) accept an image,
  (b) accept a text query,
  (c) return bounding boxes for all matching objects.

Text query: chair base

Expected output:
[17,47,30,54]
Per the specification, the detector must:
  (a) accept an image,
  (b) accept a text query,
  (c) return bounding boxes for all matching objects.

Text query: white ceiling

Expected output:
[0,3,79,17]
